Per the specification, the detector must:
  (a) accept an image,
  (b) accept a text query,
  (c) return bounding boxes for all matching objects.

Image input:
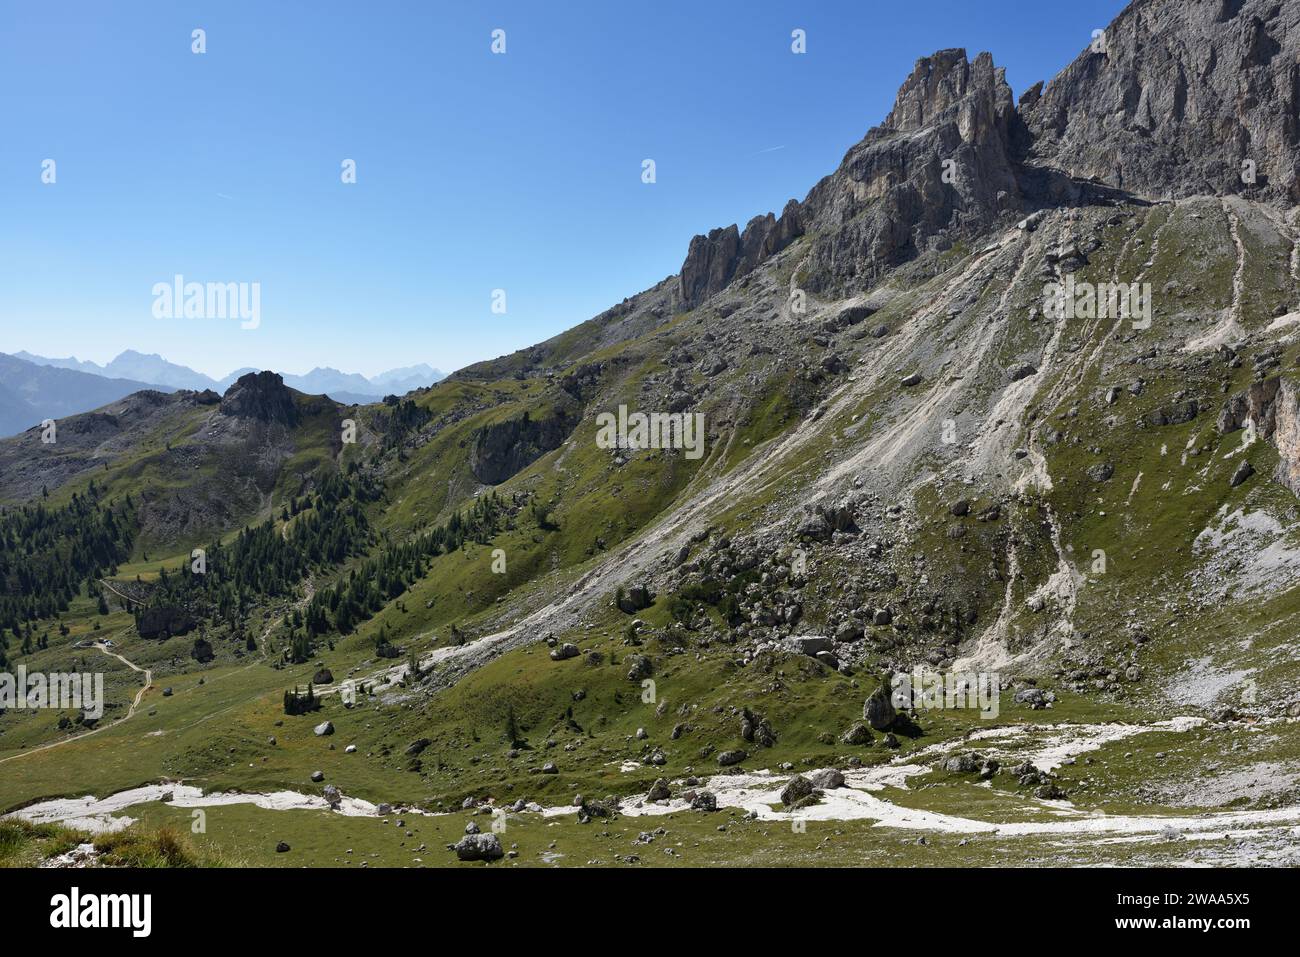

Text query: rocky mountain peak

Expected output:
[676,0,1299,313]
[677,46,1021,308]
[219,370,299,426]
[883,49,1011,135]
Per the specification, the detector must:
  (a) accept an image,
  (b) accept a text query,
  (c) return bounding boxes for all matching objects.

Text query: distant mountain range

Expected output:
[0,353,168,438]
[13,349,444,397]
[0,350,445,437]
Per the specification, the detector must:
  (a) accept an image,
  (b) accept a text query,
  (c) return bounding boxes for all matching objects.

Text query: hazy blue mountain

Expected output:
[281,367,376,398]
[370,363,445,395]
[0,353,173,437]
[101,350,217,391]
[13,350,446,402]
[0,377,40,437]
[10,351,105,376]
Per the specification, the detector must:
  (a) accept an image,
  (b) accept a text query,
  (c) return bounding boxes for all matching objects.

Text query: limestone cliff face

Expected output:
[679,202,803,309]
[1268,380,1300,496]
[677,0,1300,310]
[679,48,1021,306]
[1217,376,1300,495]
[469,408,580,485]
[1022,0,1300,203]
[798,49,1021,296]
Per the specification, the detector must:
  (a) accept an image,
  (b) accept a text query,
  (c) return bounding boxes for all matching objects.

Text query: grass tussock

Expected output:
[0,818,240,868]
[0,818,88,867]
[92,824,241,868]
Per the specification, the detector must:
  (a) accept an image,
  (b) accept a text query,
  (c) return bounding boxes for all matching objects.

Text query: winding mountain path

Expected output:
[0,642,152,765]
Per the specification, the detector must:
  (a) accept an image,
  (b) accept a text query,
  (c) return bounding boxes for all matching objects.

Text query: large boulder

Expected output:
[691,790,718,812]
[549,642,580,661]
[453,833,504,862]
[617,585,656,614]
[864,684,897,731]
[780,775,817,807]
[808,768,846,790]
[784,635,834,657]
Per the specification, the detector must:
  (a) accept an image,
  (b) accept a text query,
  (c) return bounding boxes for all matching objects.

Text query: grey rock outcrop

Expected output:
[1218,377,1300,494]
[1022,0,1300,204]
[678,48,1021,308]
[220,371,299,426]
[470,407,579,485]
[674,2,1300,315]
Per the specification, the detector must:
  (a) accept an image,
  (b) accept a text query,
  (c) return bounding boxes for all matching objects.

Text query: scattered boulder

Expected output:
[808,768,846,790]
[943,753,982,774]
[780,774,817,806]
[841,723,873,746]
[785,635,833,657]
[1230,459,1254,487]
[453,833,504,862]
[313,720,334,737]
[835,620,865,643]
[626,655,653,681]
[836,304,875,327]
[717,749,748,767]
[1014,688,1056,709]
[1008,363,1037,382]
[691,791,718,812]
[815,650,840,670]
[617,585,655,614]
[864,684,897,731]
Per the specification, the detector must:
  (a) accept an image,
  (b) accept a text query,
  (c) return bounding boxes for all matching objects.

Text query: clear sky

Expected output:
[0,0,1129,379]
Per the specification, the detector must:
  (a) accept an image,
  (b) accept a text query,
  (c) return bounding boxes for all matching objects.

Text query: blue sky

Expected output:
[0,0,1128,379]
